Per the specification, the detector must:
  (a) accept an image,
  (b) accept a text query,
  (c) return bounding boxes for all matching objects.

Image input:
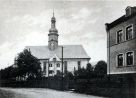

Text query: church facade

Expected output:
[26,13,90,77]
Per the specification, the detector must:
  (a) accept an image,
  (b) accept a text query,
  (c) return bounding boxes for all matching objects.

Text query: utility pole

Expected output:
[48,59,49,77]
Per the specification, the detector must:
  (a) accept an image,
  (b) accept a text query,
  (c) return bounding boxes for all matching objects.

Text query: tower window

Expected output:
[117,54,124,67]
[117,30,123,43]
[126,25,133,40]
[126,52,134,66]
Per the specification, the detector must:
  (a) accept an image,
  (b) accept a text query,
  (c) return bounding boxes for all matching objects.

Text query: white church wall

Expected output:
[64,58,90,72]
[81,60,90,68]
[40,60,47,69]
[39,58,89,76]
[56,65,61,70]
[39,60,49,77]
[40,60,44,71]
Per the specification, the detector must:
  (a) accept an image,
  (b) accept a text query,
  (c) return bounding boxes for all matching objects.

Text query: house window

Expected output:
[78,61,81,65]
[117,30,123,43]
[126,52,134,66]
[49,64,52,67]
[43,62,46,71]
[57,63,60,67]
[117,54,124,67]
[126,25,133,40]
[77,61,81,69]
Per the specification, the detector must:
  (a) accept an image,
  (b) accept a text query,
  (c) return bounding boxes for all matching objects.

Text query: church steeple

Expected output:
[48,12,59,50]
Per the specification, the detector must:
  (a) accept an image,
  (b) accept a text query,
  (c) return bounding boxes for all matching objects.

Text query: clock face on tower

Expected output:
[51,42,54,47]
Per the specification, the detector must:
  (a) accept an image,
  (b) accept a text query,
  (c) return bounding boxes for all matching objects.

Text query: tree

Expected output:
[16,49,41,79]
[74,67,86,79]
[94,60,107,80]
[86,63,93,79]
[0,65,19,79]
[86,63,93,72]
[65,72,74,79]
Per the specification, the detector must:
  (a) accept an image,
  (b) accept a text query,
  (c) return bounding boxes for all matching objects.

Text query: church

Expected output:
[26,13,90,77]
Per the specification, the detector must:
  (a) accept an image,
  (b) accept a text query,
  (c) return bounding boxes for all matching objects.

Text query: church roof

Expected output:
[25,45,90,60]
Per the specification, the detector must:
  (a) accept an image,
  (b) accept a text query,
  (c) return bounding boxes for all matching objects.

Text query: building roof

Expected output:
[25,45,90,60]
[49,54,61,62]
[106,7,136,30]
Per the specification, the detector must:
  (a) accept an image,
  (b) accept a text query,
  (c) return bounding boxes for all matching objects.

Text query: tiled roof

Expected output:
[25,45,90,59]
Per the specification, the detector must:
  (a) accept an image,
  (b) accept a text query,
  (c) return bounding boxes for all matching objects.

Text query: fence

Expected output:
[0,74,135,98]
[0,77,75,90]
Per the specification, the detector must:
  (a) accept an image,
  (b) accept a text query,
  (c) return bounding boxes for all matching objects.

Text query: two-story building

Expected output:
[105,6,136,97]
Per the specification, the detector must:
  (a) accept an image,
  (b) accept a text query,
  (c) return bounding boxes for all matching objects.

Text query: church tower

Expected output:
[48,12,59,50]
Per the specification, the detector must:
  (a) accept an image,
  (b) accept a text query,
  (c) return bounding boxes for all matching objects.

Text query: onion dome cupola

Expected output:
[48,12,59,50]
[49,12,58,33]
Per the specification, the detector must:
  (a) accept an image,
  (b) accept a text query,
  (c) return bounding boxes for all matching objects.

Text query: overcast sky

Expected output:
[0,0,136,69]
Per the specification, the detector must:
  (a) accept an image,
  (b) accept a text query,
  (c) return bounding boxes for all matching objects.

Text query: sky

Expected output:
[0,0,136,69]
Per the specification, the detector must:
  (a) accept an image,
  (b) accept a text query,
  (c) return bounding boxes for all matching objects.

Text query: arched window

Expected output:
[126,52,134,66]
[126,25,133,40]
[117,54,124,67]
[117,30,123,43]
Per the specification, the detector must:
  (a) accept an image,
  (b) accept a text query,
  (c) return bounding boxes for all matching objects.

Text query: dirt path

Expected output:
[0,88,107,98]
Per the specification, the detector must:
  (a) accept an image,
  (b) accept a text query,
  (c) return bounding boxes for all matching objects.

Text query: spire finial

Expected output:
[53,9,54,17]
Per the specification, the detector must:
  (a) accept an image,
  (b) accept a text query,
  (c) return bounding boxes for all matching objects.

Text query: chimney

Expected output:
[125,6,136,17]
[105,23,109,32]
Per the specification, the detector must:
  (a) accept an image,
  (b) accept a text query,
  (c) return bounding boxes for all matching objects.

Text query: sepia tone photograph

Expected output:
[0,0,136,98]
